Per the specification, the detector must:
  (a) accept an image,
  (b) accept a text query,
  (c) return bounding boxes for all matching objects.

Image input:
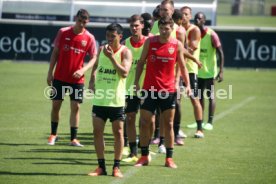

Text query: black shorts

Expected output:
[125,95,141,113]
[51,79,84,103]
[183,73,198,98]
[198,78,215,99]
[140,91,176,114]
[92,105,125,122]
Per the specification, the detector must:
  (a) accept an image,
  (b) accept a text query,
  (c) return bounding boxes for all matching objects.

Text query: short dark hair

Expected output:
[158,16,174,28]
[152,5,161,20]
[180,6,192,13]
[141,13,152,21]
[76,9,89,20]
[194,12,206,20]
[172,9,182,22]
[106,23,124,34]
[129,14,144,24]
[161,0,174,8]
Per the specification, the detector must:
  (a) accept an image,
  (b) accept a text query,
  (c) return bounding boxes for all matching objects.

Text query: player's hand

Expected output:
[216,71,224,83]
[175,80,179,92]
[72,69,84,79]
[88,80,95,93]
[196,60,203,69]
[47,73,53,86]
[185,85,192,97]
[134,83,140,96]
[103,45,114,59]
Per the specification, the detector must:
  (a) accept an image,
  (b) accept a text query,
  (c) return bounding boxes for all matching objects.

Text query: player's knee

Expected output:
[126,112,136,122]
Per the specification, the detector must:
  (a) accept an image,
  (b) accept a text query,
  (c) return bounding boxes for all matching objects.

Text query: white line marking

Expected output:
[185,96,256,136]
[110,96,256,183]
[110,153,159,184]
[214,96,256,121]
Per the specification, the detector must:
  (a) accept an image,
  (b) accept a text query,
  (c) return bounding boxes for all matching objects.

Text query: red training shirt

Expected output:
[143,36,178,93]
[53,26,97,84]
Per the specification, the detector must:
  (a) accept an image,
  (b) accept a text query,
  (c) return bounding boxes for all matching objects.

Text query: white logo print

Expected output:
[81,40,87,47]
[168,47,175,54]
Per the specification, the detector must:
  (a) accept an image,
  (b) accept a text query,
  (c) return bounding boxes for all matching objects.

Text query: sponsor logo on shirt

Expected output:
[81,40,87,47]
[98,66,117,75]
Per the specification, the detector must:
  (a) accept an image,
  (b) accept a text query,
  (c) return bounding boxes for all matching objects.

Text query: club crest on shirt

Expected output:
[168,47,175,54]
[81,40,87,47]
[149,55,156,62]
[63,44,70,51]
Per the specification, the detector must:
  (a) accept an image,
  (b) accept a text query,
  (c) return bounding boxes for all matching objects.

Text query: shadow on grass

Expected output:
[5,157,115,162]
[4,157,116,166]
[22,148,114,154]
[0,171,86,176]
[0,143,43,146]
[45,132,116,142]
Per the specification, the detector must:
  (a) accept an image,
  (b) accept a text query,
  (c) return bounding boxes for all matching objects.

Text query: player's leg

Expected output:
[69,83,84,146]
[158,112,166,153]
[111,107,125,178]
[48,79,65,145]
[88,106,108,176]
[135,91,157,166]
[204,79,215,130]
[189,74,204,138]
[174,97,184,145]
[160,93,177,168]
[122,120,129,156]
[151,109,160,145]
[198,78,206,119]
[123,96,140,162]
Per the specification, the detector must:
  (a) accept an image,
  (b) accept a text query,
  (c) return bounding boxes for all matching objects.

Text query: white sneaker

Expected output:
[69,139,84,147]
[48,135,58,145]
[203,123,213,130]
[158,145,166,154]
[178,130,187,138]
[194,131,204,138]
[148,153,152,162]
[123,147,130,156]
[187,122,197,129]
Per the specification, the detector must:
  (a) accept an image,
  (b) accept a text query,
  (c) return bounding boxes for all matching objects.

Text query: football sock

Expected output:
[208,116,214,124]
[141,146,149,156]
[196,120,203,131]
[173,121,180,138]
[166,148,173,158]
[129,142,137,156]
[98,159,106,170]
[70,127,78,141]
[158,136,165,147]
[113,159,121,169]
[51,122,58,135]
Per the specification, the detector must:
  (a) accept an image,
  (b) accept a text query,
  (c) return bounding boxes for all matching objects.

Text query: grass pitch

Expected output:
[0,61,275,184]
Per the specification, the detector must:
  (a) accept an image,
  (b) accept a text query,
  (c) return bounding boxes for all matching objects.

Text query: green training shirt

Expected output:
[125,37,145,96]
[198,28,217,79]
[93,45,126,107]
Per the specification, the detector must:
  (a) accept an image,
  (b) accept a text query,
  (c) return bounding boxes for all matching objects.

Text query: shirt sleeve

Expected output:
[211,31,221,48]
[88,35,98,57]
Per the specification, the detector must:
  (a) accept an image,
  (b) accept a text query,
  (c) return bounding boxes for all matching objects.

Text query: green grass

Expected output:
[217,16,276,27]
[0,61,276,184]
[216,0,276,27]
